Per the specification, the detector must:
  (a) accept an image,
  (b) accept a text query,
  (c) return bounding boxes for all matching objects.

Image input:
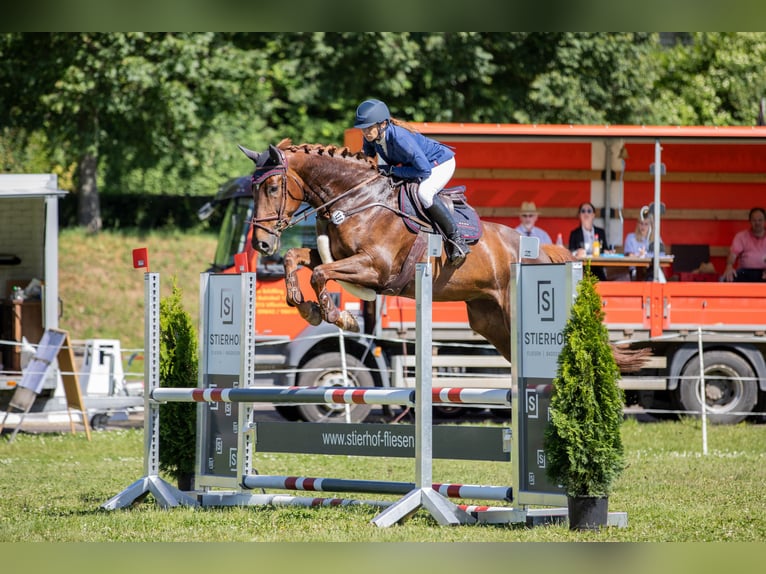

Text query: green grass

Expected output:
[58,228,218,354]
[1,417,765,542]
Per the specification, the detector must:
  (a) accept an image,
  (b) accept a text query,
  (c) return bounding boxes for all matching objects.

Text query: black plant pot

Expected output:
[176,472,195,493]
[567,496,608,530]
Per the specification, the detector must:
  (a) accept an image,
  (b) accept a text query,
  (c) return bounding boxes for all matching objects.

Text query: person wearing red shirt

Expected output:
[722,207,766,282]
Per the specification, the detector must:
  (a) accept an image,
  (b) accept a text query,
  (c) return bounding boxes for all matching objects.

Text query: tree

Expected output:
[648,32,766,126]
[0,33,263,231]
[513,33,659,125]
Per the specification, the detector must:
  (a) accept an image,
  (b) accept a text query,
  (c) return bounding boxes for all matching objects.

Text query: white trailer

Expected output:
[0,174,142,429]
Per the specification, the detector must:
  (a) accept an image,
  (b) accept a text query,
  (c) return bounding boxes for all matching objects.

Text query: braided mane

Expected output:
[276,138,376,169]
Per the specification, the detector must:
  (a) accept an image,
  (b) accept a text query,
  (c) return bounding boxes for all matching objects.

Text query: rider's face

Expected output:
[361,121,386,143]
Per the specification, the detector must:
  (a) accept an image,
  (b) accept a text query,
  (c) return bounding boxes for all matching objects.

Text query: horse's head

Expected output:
[239,142,302,256]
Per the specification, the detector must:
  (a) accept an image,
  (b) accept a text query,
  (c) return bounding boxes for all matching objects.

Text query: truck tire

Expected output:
[295,353,375,423]
[677,350,758,425]
[274,405,302,421]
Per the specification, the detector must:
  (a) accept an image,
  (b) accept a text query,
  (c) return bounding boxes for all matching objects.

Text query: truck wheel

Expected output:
[90,413,110,431]
[295,353,375,423]
[433,405,467,419]
[274,406,302,421]
[677,350,758,425]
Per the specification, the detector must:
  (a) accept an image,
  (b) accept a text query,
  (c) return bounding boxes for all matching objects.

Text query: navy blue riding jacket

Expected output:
[362,124,454,181]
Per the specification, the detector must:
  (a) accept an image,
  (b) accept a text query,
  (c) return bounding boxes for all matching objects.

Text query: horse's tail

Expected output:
[541,243,575,263]
[611,344,653,373]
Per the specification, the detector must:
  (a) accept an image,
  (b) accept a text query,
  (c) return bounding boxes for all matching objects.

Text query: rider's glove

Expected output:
[378,165,393,177]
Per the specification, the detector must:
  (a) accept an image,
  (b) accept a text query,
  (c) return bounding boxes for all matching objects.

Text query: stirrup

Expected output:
[446,237,470,265]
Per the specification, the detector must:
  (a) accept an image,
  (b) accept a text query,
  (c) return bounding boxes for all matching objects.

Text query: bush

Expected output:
[158,279,198,485]
[543,268,625,497]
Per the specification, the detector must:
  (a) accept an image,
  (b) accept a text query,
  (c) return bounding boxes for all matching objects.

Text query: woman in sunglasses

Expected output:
[568,201,607,280]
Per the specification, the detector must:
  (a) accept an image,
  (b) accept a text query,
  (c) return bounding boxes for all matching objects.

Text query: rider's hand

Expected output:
[378,165,393,177]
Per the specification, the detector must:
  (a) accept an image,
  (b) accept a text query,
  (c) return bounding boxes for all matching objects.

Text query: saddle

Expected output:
[379,183,483,296]
[397,182,483,243]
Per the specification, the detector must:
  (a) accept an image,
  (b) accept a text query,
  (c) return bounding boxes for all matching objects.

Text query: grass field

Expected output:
[1,417,764,542]
[58,228,218,354]
[5,230,766,569]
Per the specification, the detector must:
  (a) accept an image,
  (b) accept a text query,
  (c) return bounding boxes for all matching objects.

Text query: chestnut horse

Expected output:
[239,139,646,370]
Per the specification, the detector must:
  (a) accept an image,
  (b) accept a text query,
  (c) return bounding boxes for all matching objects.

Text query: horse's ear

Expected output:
[238,144,261,164]
[268,144,284,165]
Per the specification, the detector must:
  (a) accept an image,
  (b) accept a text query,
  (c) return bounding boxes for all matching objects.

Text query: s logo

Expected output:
[220,288,234,325]
[537,280,554,322]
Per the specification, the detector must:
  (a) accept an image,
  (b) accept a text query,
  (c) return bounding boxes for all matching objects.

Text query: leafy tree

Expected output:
[0,33,263,230]
[513,33,658,125]
[648,32,766,126]
[3,32,766,232]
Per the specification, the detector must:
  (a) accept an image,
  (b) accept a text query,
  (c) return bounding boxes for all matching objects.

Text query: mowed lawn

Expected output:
[0,417,764,543]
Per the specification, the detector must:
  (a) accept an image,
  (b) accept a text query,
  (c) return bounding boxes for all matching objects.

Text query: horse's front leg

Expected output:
[310,253,383,332]
[283,247,323,326]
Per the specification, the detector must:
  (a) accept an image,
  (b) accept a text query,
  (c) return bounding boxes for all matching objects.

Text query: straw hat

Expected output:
[520,201,538,215]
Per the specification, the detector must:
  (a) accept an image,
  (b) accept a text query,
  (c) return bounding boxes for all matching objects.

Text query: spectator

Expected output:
[568,201,607,280]
[624,217,665,257]
[722,207,766,282]
[514,201,552,244]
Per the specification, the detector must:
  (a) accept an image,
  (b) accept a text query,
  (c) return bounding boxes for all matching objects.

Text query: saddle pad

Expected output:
[397,184,482,242]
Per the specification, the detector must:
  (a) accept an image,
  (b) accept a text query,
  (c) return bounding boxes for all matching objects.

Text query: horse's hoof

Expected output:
[338,311,360,332]
[301,303,323,326]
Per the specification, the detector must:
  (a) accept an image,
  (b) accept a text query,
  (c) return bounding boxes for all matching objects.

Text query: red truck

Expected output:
[201,122,766,424]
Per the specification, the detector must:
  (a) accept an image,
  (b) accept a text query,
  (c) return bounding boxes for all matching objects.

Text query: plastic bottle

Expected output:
[11,286,24,302]
[555,233,563,247]
[592,234,601,257]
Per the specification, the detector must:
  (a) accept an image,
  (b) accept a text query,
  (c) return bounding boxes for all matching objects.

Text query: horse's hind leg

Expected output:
[284,247,323,326]
[466,299,512,363]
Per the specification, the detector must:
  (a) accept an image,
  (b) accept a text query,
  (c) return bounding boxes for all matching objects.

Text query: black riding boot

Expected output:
[426,196,471,265]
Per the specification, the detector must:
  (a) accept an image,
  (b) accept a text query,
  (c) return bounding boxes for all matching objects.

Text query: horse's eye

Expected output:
[267,183,279,196]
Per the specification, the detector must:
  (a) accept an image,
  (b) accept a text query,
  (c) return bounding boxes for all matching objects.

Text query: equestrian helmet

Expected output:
[354,99,390,128]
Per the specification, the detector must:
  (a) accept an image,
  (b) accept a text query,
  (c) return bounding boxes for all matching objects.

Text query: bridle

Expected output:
[250,149,379,237]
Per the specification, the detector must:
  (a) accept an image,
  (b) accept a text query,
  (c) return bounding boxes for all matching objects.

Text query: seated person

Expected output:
[568,202,606,280]
[514,201,552,244]
[624,218,665,257]
[722,207,766,282]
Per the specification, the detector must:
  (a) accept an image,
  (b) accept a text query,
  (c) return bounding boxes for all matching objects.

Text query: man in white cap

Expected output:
[515,201,552,244]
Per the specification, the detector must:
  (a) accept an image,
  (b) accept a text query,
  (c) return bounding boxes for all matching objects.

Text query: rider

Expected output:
[353,98,470,265]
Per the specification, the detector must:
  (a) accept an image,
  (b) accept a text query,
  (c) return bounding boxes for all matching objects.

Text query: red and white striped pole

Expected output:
[242,474,513,502]
[150,386,511,406]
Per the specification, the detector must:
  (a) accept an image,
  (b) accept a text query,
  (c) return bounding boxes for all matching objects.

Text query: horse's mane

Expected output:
[276,138,377,170]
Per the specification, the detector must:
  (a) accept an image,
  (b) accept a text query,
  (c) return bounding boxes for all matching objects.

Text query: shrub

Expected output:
[543,268,625,497]
[158,279,198,485]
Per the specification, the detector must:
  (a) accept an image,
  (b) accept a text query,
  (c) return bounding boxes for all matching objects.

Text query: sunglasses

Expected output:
[580,208,594,214]
[521,214,536,218]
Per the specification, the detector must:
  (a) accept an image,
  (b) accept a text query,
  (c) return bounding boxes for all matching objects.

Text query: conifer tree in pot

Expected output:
[543,268,625,530]
[158,280,199,492]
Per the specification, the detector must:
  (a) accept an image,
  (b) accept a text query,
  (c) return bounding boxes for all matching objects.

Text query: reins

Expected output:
[250,148,432,236]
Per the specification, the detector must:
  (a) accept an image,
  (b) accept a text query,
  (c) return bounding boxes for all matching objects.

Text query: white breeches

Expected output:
[418,157,455,208]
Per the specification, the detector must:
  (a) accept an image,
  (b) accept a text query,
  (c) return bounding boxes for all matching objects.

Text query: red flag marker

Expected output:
[234,251,249,273]
[132,247,150,272]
